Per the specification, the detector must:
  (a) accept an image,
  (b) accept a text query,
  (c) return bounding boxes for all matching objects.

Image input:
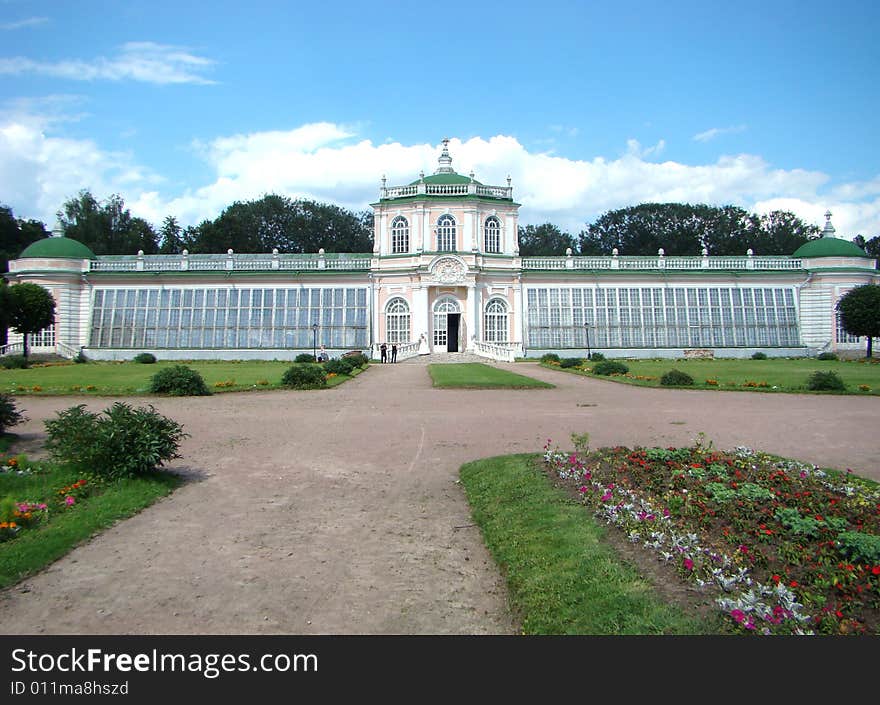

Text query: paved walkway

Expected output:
[1,363,878,634]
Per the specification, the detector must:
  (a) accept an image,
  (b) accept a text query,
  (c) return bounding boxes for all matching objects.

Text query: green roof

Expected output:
[792,238,871,258]
[409,172,481,186]
[18,237,96,260]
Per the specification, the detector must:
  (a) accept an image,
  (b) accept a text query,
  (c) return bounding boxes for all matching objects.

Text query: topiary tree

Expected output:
[836,284,880,358]
[7,282,55,362]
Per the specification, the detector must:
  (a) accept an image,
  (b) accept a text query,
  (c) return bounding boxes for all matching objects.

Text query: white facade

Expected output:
[5,143,879,361]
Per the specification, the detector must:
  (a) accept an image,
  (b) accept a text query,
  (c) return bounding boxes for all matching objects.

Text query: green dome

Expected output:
[792,238,871,259]
[409,172,481,186]
[18,237,96,260]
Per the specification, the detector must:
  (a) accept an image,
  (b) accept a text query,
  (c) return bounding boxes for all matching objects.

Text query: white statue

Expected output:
[418,332,429,355]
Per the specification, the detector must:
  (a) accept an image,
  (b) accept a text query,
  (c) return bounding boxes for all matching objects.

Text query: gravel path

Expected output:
[1,362,878,634]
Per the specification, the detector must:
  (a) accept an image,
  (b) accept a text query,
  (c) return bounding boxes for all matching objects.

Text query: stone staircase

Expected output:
[400,351,491,364]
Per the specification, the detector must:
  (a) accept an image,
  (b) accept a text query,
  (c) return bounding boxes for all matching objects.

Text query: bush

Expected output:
[148,365,211,396]
[559,357,583,369]
[806,370,846,392]
[540,353,560,363]
[589,352,605,362]
[73,349,89,364]
[751,352,767,360]
[660,369,695,386]
[133,352,157,364]
[0,393,25,434]
[0,355,28,369]
[837,531,880,564]
[324,358,355,375]
[592,360,629,376]
[281,364,326,390]
[44,403,187,479]
[817,352,838,361]
[346,352,369,368]
[295,353,316,363]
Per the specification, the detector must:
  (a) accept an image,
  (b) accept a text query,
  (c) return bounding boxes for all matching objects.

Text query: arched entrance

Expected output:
[433,297,461,353]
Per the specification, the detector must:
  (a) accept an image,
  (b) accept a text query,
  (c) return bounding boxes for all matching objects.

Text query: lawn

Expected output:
[463,438,880,635]
[429,363,554,389]
[0,359,366,395]
[460,454,711,634]
[0,453,182,589]
[542,356,880,394]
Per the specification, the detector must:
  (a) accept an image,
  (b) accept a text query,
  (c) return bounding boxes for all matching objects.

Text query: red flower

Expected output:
[771,574,781,584]
[790,581,799,588]
[872,566,880,576]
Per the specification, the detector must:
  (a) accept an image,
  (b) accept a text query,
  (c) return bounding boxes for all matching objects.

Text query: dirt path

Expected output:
[1,363,878,634]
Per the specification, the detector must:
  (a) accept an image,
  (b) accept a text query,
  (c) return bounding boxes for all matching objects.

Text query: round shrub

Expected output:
[348,352,369,368]
[281,364,326,390]
[816,352,838,361]
[592,360,629,376]
[148,365,211,396]
[0,393,25,434]
[807,370,846,392]
[73,349,89,364]
[133,352,157,364]
[540,353,560,364]
[295,353,316,363]
[0,355,28,369]
[44,402,187,479]
[660,369,695,386]
[324,358,355,375]
[589,352,606,362]
[751,351,767,360]
[560,357,583,369]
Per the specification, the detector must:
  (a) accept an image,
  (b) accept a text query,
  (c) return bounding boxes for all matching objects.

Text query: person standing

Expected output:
[380,342,387,363]
[391,343,398,363]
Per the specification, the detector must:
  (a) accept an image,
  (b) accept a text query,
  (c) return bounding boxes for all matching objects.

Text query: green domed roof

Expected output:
[792,238,871,259]
[409,172,481,186]
[18,237,96,260]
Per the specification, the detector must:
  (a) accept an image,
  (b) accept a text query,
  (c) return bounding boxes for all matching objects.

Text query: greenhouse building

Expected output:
[5,140,878,362]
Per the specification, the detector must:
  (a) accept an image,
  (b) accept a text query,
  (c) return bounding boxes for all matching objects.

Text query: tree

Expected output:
[0,280,9,347]
[58,190,158,255]
[517,223,576,256]
[185,195,373,254]
[1,205,49,273]
[158,216,185,254]
[7,282,56,361]
[836,284,880,358]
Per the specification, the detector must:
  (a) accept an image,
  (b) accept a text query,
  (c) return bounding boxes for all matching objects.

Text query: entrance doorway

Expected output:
[432,297,461,353]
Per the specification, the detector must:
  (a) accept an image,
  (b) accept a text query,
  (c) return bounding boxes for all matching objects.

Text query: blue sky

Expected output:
[1,0,878,242]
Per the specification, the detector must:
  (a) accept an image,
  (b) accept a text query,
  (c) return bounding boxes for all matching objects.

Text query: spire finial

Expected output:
[821,210,836,239]
[436,137,454,174]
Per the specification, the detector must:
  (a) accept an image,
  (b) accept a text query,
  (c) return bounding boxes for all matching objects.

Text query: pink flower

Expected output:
[730,609,746,624]
[578,486,589,494]
[64,496,75,506]
[683,558,694,571]
[601,491,613,502]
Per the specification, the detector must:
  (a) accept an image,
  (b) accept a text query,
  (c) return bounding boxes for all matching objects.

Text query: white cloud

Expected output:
[3,119,878,243]
[693,125,748,143]
[626,138,666,159]
[0,42,216,84]
[0,17,48,30]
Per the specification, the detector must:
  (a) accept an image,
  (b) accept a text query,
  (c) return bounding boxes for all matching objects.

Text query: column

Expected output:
[466,283,477,351]
[413,285,429,341]
[513,279,523,345]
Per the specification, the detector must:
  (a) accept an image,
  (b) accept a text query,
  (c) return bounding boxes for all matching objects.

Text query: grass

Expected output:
[429,363,554,389]
[0,359,367,396]
[0,456,182,589]
[459,454,710,634]
[541,356,880,394]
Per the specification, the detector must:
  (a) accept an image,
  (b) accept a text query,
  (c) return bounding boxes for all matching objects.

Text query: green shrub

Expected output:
[347,352,369,368]
[324,358,355,375]
[560,357,583,369]
[281,364,326,390]
[148,365,211,396]
[751,351,767,360]
[295,353,316,363]
[806,370,846,392]
[73,349,89,364]
[0,355,28,369]
[44,402,187,479]
[540,353,560,364]
[836,531,880,564]
[0,393,25,434]
[589,352,605,361]
[817,352,838,361]
[660,369,695,386]
[592,360,629,376]
[133,352,157,364]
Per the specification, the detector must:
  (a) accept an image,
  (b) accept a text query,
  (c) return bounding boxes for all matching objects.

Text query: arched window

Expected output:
[391,216,409,254]
[484,298,508,343]
[437,214,456,252]
[385,297,411,343]
[484,216,501,253]
[432,297,460,347]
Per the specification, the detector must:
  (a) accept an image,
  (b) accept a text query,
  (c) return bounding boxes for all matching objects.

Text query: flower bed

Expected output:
[542,438,880,635]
